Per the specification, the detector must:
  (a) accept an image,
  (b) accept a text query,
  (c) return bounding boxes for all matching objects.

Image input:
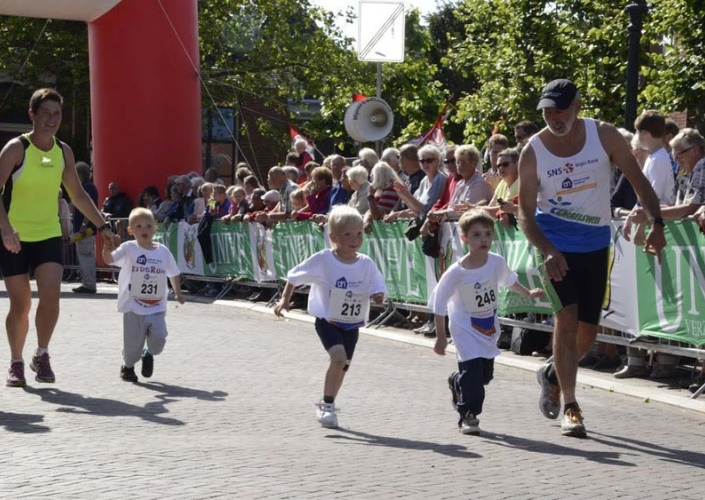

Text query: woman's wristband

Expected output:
[97,222,112,233]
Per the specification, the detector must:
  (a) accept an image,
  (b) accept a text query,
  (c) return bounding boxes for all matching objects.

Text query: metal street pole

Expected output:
[376,62,382,154]
[624,2,648,131]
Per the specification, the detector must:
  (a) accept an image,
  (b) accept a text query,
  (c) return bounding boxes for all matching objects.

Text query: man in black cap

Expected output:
[517,78,666,438]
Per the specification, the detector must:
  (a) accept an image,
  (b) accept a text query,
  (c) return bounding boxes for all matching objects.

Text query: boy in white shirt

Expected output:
[430,209,543,435]
[635,110,675,206]
[274,205,387,428]
[103,208,185,382]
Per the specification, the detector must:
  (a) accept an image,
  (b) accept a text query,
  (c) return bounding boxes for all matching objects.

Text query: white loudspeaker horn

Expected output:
[344,97,394,143]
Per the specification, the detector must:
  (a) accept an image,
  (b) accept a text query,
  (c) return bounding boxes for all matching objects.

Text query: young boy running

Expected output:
[274,205,387,428]
[102,208,185,382]
[430,209,543,435]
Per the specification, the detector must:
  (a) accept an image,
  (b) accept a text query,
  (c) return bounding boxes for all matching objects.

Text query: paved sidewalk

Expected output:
[0,281,704,499]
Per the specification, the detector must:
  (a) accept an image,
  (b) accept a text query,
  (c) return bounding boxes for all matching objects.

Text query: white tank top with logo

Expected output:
[529,118,612,252]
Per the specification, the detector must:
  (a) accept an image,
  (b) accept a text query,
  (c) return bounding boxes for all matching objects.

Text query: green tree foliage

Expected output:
[0,17,90,157]
[426,1,475,144]
[281,6,446,151]
[446,0,630,146]
[2,0,701,159]
[642,0,705,130]
[199,1,442,152]
[199,0,362,151]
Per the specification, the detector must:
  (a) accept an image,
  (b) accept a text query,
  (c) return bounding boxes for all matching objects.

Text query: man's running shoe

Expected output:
[6,361,26,387]
[537,363,560,419]
[561,407,587,438]
[30,353,55,383]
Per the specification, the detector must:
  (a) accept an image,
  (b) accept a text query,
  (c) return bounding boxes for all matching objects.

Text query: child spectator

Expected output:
[430,209,543,435]
[210,184,231,219]
[102,208,185,382]
[300,161,319,187]
[222,186,249,223]
[243,175,261,200]
[290,188,307,212]
[235,164,253,187]
[243,188,266,223]
[188,182,213,224]
[231,186,249,215]
[274,205,387,428]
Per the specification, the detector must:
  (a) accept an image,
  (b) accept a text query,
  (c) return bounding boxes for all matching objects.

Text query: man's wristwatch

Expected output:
[652,217,665,227]
[98,222,112,233]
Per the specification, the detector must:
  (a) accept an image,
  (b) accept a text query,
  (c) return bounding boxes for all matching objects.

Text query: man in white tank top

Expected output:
[518,79,666,438]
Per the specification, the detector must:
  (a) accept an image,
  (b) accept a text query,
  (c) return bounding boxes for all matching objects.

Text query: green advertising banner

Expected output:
[154,218,705,349]
[272,222,325,279]
[490,224,556,316]
[154,223,176,254]
[364,221,430,303]
[206,222,257,279]
[637,220,705,347]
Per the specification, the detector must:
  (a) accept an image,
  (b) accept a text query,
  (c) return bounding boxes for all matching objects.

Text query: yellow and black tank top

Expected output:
[1,133,65,242]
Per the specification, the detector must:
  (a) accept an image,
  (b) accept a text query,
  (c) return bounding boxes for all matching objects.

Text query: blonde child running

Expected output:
[102,208,185,382]
[274,205,387,428]
[430,209,543,435]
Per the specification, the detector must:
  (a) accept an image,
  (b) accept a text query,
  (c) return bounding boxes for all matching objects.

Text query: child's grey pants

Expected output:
[123,311,168,367]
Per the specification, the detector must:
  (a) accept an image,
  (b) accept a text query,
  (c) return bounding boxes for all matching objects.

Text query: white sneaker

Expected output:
[315,402,339,428]
[458,413,480,435]
[560,407,587,438]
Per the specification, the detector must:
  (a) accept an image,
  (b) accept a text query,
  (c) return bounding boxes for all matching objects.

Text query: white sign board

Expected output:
[357,1,405,62]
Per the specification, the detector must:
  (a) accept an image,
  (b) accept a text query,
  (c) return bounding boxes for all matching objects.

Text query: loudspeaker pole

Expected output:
[376,62,382,98]
[376,62,382,154]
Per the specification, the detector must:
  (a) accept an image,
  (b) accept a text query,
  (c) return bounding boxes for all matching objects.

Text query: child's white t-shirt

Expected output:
[643,147,675,205]
[286,249,387,329]
[429,252,517,361]
[111,241,181,315]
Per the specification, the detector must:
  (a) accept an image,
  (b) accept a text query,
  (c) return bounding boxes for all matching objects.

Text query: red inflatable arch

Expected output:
[0,0,201,205]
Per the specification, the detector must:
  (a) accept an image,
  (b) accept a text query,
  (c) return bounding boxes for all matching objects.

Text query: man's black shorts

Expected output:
[0,237,64,277]
[549,247,609,325]
[315,318,360,360]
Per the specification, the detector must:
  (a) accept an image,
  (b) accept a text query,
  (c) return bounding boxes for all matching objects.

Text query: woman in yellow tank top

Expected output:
[0,88,119,387]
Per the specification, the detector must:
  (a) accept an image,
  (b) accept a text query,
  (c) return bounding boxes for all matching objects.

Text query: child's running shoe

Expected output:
[458,413,480,435]
[120,365,138,383]
[6,361,26,387]
[141,350,154,378]
[30,353,55,383]
[315,401,339,428]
